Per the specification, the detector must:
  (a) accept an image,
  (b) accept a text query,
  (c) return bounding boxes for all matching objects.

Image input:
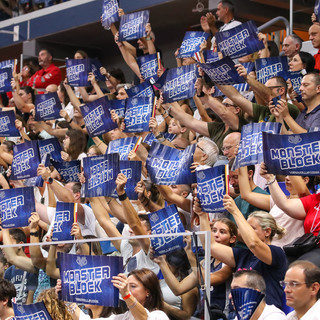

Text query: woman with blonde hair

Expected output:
[196,196,287,310]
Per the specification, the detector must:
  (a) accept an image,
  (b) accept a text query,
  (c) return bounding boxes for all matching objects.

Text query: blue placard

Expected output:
[126,81,154,98]
[81,97,118,137]
[38,138,63,162]
[58,253,123,306]
[154,64,197,103]
[288,71,303,102]
[52,202,76,241]
[0,68,12,93]
[13,301,53,320]
[177,31,210,58]
[263,131,320,176]
[137,53,159,83]
[255,56,289,84]
[107,136,139,160]
[11,140,40,180]
[102,0,119,28]
[146,142,196,185]
[51,160,81,182]
[118,10,150,41]
[124,96,153,133]
[106,99,126,118]
[315,0,320,22]
[83,153,120,197]
[231,288,265,320]
[199,57,246,85]
[0,109,20,137]
[66,59,89,87]
[143,132,176,146]
[0,59,15,70]
[149,205,185,256]
[196,165,227,213]
[91,59,107,82]
[216,21,264,59]
[119,160,142,200]
[0,187,35,229]
[34,92,62,121]
[202,50,220,63]
[234,122,282,168]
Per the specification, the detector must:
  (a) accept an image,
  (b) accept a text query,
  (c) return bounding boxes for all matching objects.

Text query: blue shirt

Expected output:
[232,245,287,309]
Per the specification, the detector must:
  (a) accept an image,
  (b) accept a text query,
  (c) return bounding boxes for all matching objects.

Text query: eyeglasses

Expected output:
[280,281,308,288]
[197,144,206,154]
[223,103,236,108]
[266,86,282,89]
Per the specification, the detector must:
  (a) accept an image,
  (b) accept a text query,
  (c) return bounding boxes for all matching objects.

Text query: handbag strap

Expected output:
[192,232,213,320]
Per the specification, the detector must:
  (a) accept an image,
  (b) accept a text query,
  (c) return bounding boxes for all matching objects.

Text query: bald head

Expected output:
[309,24,320,50]
[222,132,241,160]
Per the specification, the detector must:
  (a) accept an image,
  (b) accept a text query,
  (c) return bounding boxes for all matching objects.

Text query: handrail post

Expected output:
[204,230,211,320]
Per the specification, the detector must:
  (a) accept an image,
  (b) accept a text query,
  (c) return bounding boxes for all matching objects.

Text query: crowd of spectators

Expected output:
[0,0,68,21]
[1,0,320,319]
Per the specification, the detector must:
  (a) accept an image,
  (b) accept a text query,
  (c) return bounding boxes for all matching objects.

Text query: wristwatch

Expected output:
[45,177,53,184]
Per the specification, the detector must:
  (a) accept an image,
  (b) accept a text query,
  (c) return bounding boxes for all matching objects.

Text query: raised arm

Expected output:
[163,102,210,137]
[2,229,37,273]
[260,163,306,219]
[156,185,191,213]
[223,195,272,265]
[277,99,307,133]
[28,212,47,270]
[216,84,253,117]
[195,201,235,268]
[236,64,274,105]
[239,166,270,211]
[46,245,60,279]
[116,173,150,253]
[89,197,122,251]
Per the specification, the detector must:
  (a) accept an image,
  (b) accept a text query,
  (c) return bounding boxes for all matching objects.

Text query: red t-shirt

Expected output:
[314,50,320,71]
[300,193,320,236]
[27,63,62,89]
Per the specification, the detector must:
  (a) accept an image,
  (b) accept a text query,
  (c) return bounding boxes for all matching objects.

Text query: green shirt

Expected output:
[252,102,300,123]
[207,116,248,152]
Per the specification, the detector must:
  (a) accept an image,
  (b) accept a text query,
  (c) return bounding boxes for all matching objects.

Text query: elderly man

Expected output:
[282,34,302,60]
[27,49,61,89]
[283,260,320,319]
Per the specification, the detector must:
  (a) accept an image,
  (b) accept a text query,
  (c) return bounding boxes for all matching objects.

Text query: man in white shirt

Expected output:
[231,269,286,320]
[283,260,320,320]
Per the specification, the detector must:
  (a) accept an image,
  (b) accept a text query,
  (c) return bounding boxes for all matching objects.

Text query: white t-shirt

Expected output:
[286,299,320,319]
[79,309,170,320]
[235,304,286,320]
[270,198,304,248]
[120,239,160,276]
[219,19,242,32]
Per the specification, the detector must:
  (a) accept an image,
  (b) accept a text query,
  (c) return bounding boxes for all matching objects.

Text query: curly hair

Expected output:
[36,288,72,320]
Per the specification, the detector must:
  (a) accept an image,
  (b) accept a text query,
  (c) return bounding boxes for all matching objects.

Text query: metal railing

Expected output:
[0,230,212,320]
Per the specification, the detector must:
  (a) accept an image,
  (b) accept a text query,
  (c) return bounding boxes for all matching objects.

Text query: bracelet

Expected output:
[145,37,152,41]
[96,141,102,147]
[158,137,166,143]
[118,193,128,201]
[128,297,137,309]
[65,302,77,314]
[30,231,39,237]
[122,292,131,300]
[107,198,114,205]
[155,133,164,140]
[266,177,276,185]
[166,105,173,115]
